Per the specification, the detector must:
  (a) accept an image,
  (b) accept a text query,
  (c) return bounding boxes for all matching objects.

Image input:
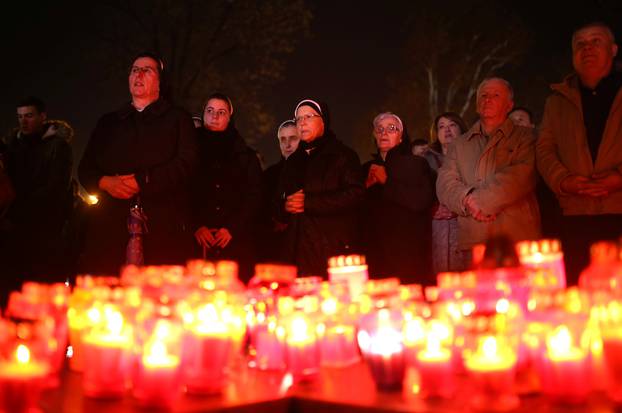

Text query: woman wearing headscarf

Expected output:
[78,52,198,274]
[191,93,262,282]
[278,99,365,276]
[427,112,469,273]
[363,112,435,284]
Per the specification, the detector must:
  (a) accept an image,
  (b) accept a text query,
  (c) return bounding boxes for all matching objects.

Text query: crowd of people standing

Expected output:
[1,21,621,301]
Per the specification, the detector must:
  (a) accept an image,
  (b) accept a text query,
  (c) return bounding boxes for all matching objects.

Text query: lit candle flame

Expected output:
[87,194,99,205]
[16,344,30,364]
[289,315,311,343]
[482,336,498,358]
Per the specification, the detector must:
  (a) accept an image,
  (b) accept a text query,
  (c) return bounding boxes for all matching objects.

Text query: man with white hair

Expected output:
[437,77,541,265]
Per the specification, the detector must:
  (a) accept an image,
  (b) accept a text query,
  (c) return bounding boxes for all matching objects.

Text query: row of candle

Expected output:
[2,237,622,411]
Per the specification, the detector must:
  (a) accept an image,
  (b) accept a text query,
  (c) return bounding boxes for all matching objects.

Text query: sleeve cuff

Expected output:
[135,170,149,190]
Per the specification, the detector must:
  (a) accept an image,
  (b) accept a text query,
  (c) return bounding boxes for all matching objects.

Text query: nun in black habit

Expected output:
[277,99,365,276]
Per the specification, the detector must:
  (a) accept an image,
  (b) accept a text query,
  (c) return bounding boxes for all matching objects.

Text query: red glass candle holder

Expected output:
[600,299,622,403]
[0,319,50,413]
[81,304,133,398]
[358,309,405,390]
[327,254,369,300]
[182,301,232,394]
[464,335,519,411]
[284,311,320,381]
[539,313,591,404]
[415,321,454,399]
[133,318,183,409]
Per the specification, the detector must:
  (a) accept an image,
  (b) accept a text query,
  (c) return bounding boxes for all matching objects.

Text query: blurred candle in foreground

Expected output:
[358,309,405,390]
[133,333,182,409]
[464,335,519,411]
[82,305,132,398]
[0,343,49,413]
[285,312,320,381]
[416,327,454,398]
[541,324,590,403]
[601,300,622,402]
[327,255,368,300]
[182,302,231,394]
[516,239,566,290]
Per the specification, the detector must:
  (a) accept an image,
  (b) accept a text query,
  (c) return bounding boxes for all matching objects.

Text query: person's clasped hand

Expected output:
[285,189,305,213]
[99,174,139,199]
[560,171,622,197]
[366,164,387,187]
[464,193,495,222]
[432,203,455,220]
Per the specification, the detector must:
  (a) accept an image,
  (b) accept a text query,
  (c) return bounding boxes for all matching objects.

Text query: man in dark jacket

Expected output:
[0,96,73,298]
[78,52,198,274]
[279,99,365,276]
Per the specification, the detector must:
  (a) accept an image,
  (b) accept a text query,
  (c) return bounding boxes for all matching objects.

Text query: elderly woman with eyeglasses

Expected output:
[278,98,365,276]
[362,112,435,284]
[78,52,198,274]
[190,92,262,282]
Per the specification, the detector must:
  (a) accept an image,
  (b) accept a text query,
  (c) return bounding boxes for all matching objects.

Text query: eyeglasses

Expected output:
[205,108,229,118]
[130,66,158,76]
[374,124,400,135]
[295,114,321,124]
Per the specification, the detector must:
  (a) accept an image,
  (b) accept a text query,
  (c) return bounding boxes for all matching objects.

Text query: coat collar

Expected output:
[116,98,170,119]
[550,71,622,107]
[465,118,515,142]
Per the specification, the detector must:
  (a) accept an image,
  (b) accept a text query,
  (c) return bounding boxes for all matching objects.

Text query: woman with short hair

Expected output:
[278,98,364,276]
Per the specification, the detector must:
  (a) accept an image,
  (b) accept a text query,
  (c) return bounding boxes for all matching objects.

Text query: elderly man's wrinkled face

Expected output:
[295,105,324,142]
[17,106,46,136]
[373,116,402,153]
[509,110,534,128]
[476,79,513,125]
[278,125,300,159]
[572,26,618,81]
[437,117,461,147]
[129,57,160,102]
[203,98,231,132]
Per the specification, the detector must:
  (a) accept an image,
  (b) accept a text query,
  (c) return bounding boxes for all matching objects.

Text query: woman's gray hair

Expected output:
[372,112,404,132]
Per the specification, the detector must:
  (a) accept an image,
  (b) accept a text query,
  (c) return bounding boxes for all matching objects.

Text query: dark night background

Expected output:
[2,0,622,172]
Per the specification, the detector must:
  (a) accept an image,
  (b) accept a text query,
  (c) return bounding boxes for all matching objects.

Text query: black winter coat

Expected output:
[257,159,287,262]
[0,121,73,285]
[363,146,435,285]
[191,126,262,281]
[4,122,73,234]
[78,99,198,274]
[278,132,365,276]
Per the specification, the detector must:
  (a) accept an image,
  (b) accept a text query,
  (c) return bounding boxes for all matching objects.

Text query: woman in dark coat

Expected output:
[278,99,365,276]
[363,112,435,285]
[191,93,262,282]
[78,52,198,274]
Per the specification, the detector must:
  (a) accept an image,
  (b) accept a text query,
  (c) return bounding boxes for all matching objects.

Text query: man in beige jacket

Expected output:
[437,77,541,267]
[536,22,622,285]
